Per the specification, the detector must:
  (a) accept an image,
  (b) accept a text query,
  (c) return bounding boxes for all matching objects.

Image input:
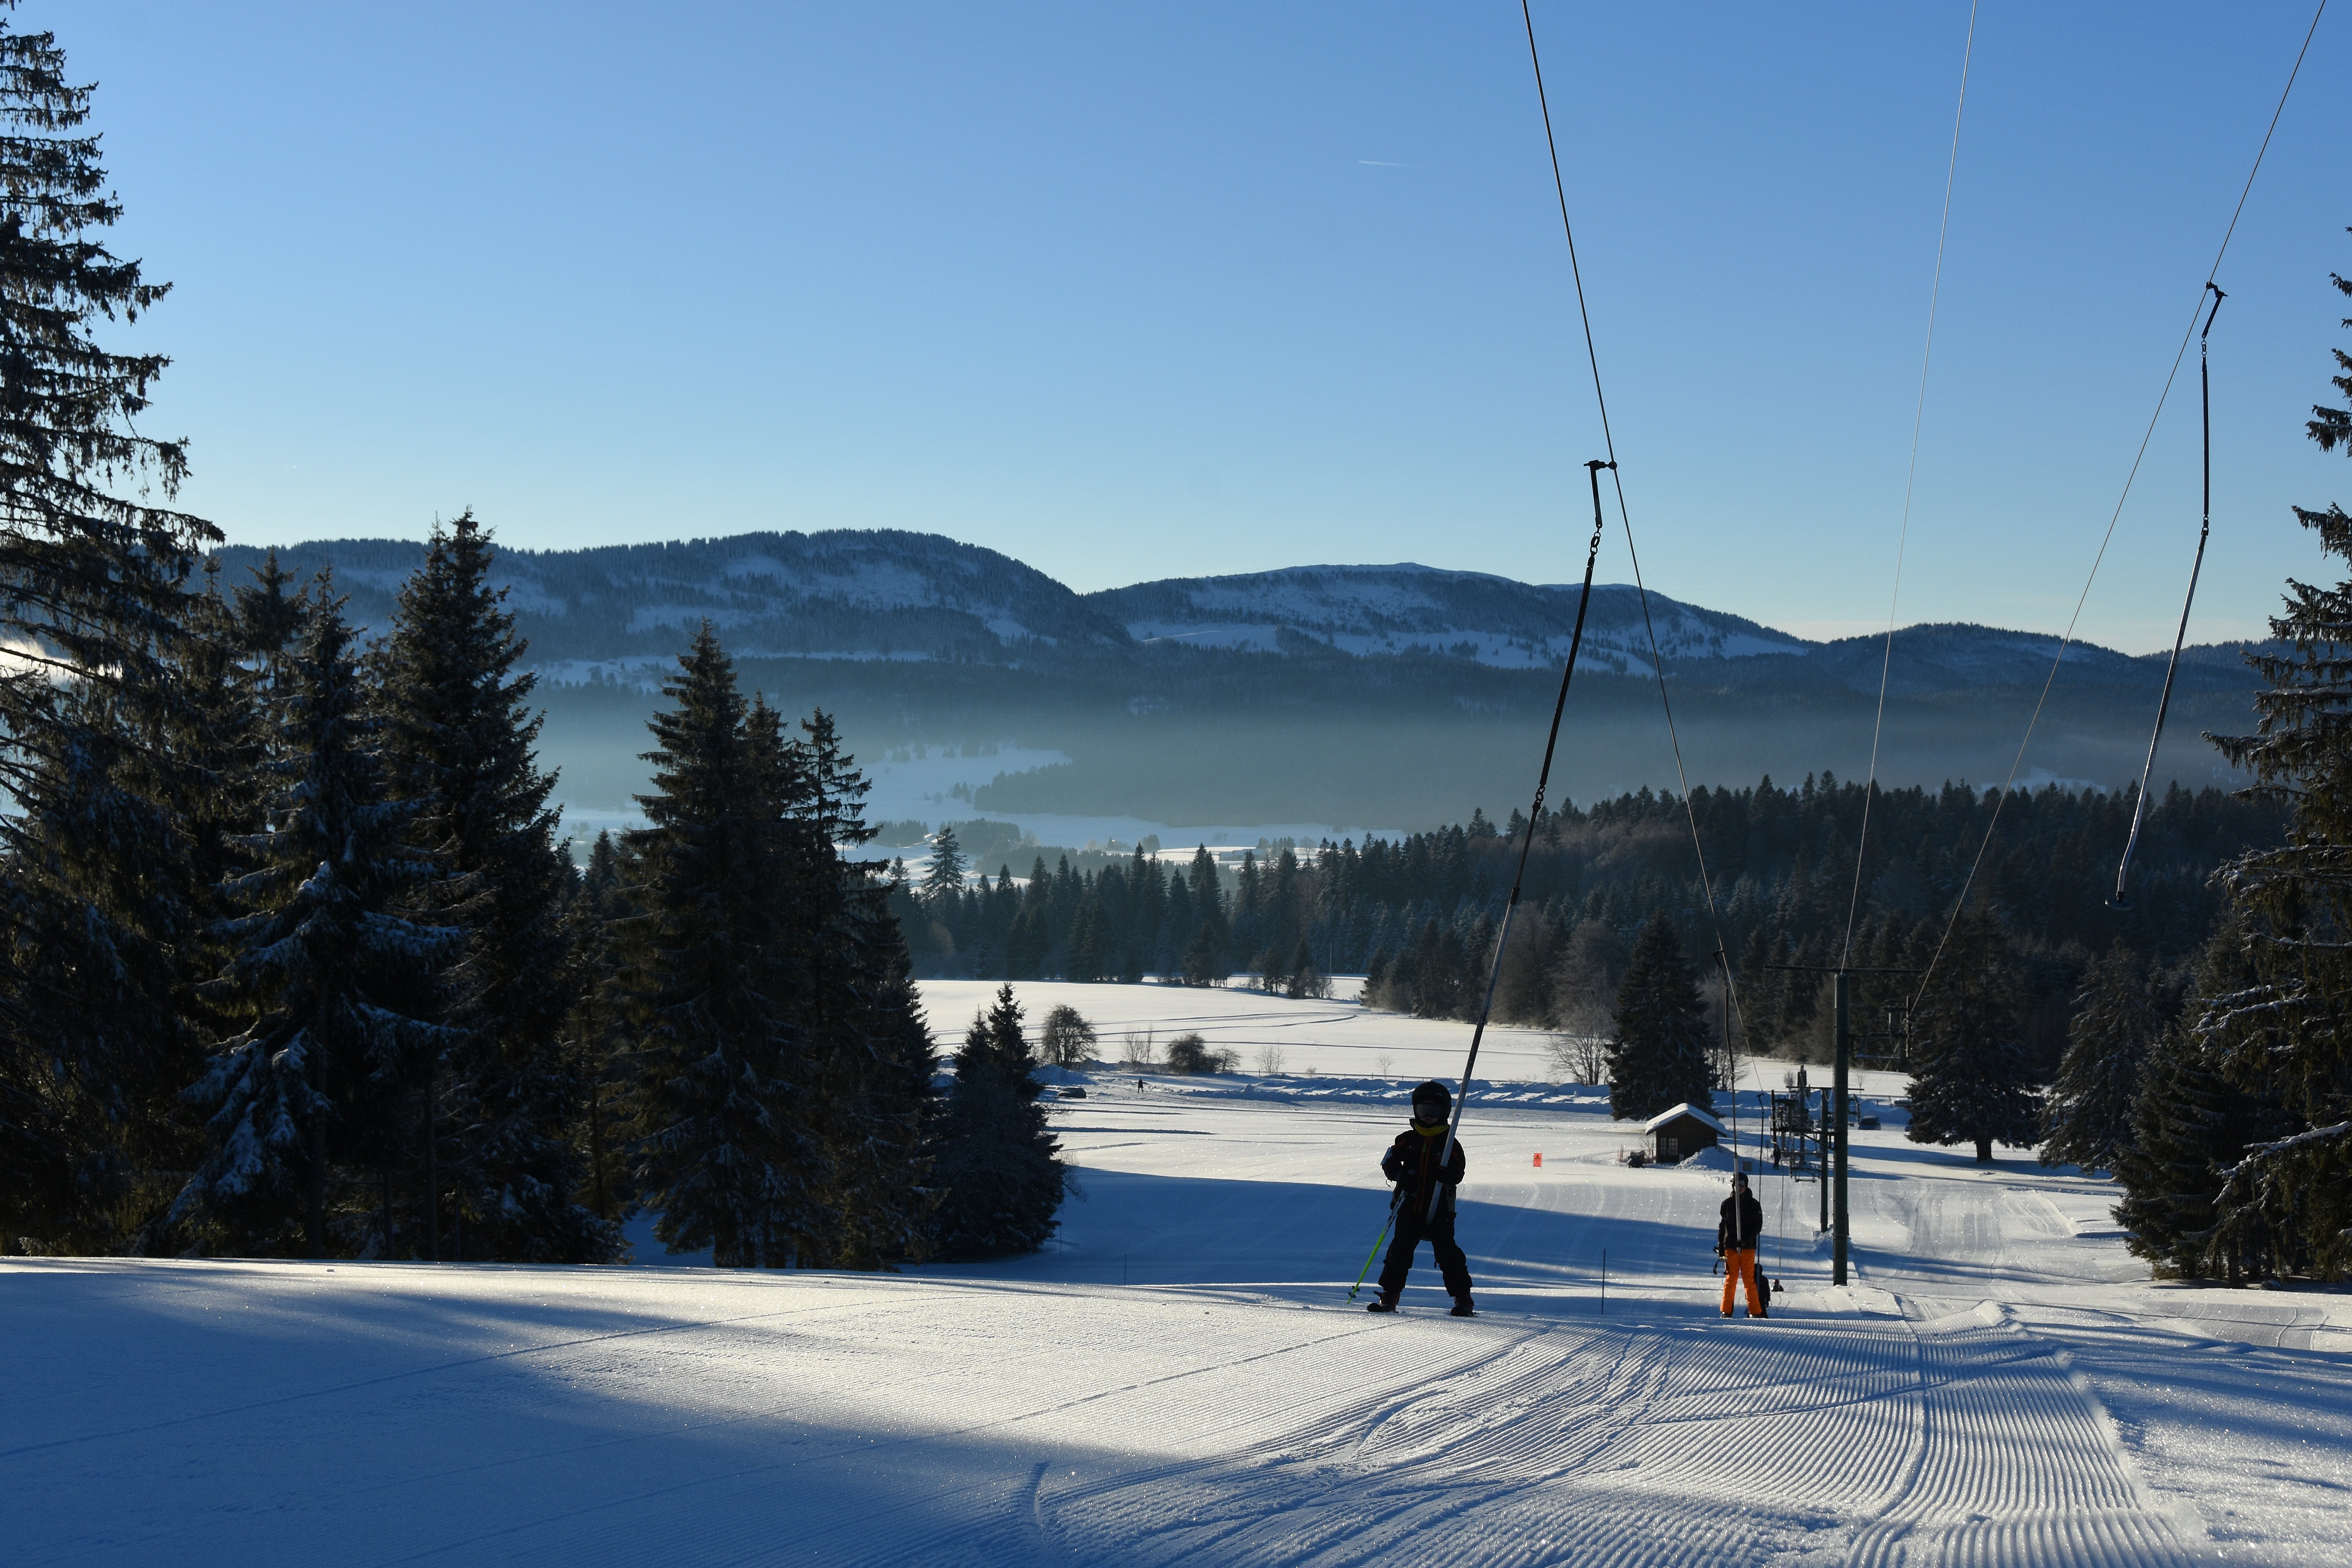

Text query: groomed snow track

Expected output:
[7,1262,2202,1568]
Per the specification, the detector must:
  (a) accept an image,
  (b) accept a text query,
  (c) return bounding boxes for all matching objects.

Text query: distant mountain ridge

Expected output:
[1087,565,1808,675]
[214,529,2254,696]
[211,528,2268,821]
[211,530,1127,677]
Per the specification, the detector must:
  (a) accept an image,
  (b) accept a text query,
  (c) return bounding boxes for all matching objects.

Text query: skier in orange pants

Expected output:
[1719,1171,1765,1318]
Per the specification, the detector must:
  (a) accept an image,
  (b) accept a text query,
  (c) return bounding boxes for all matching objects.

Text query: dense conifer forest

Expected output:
[898,777,2283,1064]
[0,28,1060,1265]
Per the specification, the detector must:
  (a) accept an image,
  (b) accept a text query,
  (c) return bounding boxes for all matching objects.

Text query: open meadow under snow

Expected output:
[7,982,2351,1566]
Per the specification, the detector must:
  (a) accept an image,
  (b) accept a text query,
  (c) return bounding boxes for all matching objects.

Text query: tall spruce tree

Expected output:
[619,626,817,1267]
[567,831,636,1229]
[373,511,613,1263]
[2114,916,2294,1280]
[923,825,965,905]
[931,984,1065,1259]
[1907,903,2040,1164]
[175,588,458,1256]
[0,16,219,1251]
[1606,912,1714,1121]
[2041,945,2171,1173]
[2196,257,2352,1277]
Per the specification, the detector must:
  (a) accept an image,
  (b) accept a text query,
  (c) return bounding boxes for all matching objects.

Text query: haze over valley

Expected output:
[220,527,2265,842]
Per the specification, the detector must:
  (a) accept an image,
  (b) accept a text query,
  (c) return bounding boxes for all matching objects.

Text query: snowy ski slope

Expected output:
[7,996,2350,1565]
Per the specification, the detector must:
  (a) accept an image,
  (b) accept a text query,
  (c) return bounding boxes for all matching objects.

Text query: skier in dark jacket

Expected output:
[1367,1081,1475,1316]
[1718,1171,1766,1318]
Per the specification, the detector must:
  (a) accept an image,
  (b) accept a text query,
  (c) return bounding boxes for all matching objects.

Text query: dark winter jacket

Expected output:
[1718,1189,1763,1250]
[1382,1129,1467,1218]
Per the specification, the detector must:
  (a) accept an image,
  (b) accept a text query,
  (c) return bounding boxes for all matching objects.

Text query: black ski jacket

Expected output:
[1382,1130,1466,1218]
[1718,1189,1764,1250]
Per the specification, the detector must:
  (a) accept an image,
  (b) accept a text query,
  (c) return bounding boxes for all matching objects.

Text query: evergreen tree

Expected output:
[1181,919,1223,987]
[931,984,1065,1258]
[819,931,939,1269]
[174,589,458,1256]
[567,831,636,1229]
[1606,912,1713,1120]
[1285,937,1328,1000]
[1551,918,1631,1037]
[2198,267,2352,1276]
[2042,945,2171,1173]
[778,704,936,1271]
[1906,904,2041,1163]
[373,512,613,1263]
[619,626,817,1267]
[2114,917,2294,1280]
[923,825,965,904]
[0,18,219,1250]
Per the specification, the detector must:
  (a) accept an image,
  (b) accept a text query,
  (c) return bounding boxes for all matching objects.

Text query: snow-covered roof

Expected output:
[1642,1103,1728,1137]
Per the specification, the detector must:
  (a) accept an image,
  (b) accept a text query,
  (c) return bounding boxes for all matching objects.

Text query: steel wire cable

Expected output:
[1844,0,1980,967]
[1520,0,1752,1145]
[1908,0,2329,1012]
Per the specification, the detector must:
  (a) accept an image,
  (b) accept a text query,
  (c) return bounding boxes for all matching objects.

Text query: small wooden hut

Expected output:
[1641,1103,1726,1165]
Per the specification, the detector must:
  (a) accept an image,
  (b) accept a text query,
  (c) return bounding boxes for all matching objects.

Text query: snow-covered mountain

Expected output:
[214,532,2253,699]
[1088,564,1808,675]
[211,530,1130,670]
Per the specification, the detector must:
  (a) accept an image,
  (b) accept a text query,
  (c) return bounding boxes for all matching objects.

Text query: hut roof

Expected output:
[1641,1103,1728,1138]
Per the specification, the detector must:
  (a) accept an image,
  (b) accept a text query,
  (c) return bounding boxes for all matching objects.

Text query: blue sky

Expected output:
[44,2,2352,653]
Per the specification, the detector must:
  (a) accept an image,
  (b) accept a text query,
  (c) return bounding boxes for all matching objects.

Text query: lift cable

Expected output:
[1435,0,1753,1203]
[1909,0,2327,1012]
[1843,0,1980,967]
[2113,285,2227,907]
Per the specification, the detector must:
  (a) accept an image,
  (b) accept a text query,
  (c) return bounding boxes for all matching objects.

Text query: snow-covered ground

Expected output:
[9,998,2350,1565]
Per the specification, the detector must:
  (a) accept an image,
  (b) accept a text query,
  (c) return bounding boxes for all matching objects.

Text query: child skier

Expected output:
[1367,1081,1475,1317]
[1719,1170,1766,1318]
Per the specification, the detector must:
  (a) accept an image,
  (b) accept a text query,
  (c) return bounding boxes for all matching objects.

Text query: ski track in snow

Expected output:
[8,1017,2351,1566]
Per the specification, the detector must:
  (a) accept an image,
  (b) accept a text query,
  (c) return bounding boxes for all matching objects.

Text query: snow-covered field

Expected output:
[9,990,2350,1565]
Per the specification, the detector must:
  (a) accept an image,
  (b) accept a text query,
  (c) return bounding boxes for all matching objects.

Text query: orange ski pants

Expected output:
[1721,1248,1760,1316]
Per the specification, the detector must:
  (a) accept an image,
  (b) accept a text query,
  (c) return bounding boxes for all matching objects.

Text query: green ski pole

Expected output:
[1347,1190,1405,1303]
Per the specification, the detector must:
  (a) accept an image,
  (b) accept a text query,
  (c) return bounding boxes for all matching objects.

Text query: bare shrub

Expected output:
[1165,1033,1235,1074]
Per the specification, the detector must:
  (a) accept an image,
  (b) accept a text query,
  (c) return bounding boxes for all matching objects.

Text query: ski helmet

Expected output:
[1410,1080,1451,1125]
[1731,1171,1749,1189]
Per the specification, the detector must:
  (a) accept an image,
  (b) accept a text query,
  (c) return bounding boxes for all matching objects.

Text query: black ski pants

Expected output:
[1377,1205,1473,1301]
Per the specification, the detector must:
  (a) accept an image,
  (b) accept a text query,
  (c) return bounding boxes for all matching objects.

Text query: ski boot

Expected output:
[1450,1297,1476,1318]
[1365,1296,1398,1314]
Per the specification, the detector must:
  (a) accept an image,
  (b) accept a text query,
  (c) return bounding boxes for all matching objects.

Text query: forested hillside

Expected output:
[893,776,2282,1068]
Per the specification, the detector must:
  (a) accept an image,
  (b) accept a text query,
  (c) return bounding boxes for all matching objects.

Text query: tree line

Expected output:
[905,775,2280,1071]
[0,32,1062,1265]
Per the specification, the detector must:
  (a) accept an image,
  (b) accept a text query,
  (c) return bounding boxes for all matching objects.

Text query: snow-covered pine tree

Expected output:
[1906,903,2040,1164]
[782,707,938,1267]
[371,512,614,1263]
[621,626,817,1267]
[923,824,965,905]
[176,587,459,1257]
[2114,916,2294,1280]
[2041,944,2173,1173]
[2195,259,2352,1278]
[231,550,306,710]
[1606,911,1713,1121]
[0,17,221,1250]
[931,984,1066,1259]
[818,932,940,1269]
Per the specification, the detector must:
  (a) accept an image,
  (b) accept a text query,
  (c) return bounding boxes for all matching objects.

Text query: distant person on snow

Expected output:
[1367,1081,1475,1317]
[1719,1171,1766,1319]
